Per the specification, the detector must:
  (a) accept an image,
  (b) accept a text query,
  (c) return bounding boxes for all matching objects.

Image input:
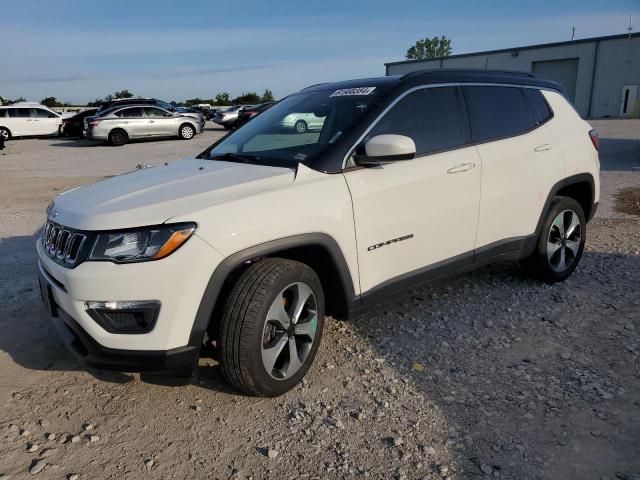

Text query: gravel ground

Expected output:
[0,120,639,480]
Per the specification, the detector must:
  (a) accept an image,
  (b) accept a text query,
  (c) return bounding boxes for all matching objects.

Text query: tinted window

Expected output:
[463,86,532,143]
[8,108,32,118]
[32,108,58,118]
[367,87,465,156]
[117,107,144,118]
[523,88,553,126]
[144,107,169,118]
[0,109,6,118]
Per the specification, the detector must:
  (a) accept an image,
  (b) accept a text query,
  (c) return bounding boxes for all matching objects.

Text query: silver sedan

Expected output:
[84,105,204,146]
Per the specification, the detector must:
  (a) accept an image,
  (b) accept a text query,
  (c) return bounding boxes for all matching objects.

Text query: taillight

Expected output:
[589,129,599,151]
[89,120,100,126]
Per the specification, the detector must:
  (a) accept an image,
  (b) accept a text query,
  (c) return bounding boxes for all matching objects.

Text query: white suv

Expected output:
[0,102,62,140]
[37,70,600,397]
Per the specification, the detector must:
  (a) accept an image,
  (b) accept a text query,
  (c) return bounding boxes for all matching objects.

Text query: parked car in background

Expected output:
[280,111,326,133]
[0,102,62,140]
[97,98,204,130]
[212,105,247,129]
[60,109,97,137]
[236,102,275,127]
[84,105,203,146]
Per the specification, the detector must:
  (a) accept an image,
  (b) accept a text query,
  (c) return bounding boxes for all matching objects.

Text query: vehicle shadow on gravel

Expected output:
[599,137,640,172]
[347,248,640,479]
[48,138,102,148]
[0,233,134,385]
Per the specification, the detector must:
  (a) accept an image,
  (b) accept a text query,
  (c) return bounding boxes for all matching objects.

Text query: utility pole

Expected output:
[628,14,634,38]
[571,26,575,41]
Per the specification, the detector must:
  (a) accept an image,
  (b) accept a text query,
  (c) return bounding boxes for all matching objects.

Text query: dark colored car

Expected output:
[96,98,189,114]
[60,109,97,137]
[236,102,275,127]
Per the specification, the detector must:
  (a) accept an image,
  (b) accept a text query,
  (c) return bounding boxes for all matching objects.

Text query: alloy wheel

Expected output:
[547,209,582,272]
[261,282,318,380]
[182,125,194,138]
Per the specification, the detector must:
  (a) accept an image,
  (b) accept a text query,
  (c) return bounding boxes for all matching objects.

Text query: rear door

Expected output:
[31,108,61,135]
[462,86,565,255]
[343,86,481,295]
[116,107,146,138]
[143,107,175,136]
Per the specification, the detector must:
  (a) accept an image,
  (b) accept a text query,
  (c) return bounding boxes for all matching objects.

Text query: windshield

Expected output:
[204,87,386,167]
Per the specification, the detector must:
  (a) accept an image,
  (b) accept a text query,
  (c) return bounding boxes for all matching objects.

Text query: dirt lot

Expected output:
[1,121,639,480]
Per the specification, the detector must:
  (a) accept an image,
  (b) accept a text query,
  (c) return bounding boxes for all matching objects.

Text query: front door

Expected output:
[343,86,481,295]
[143,107,175,136]
[31,108,61,135]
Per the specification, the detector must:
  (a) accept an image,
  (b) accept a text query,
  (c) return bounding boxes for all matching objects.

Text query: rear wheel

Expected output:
[0,127,11,141]
[218,258,325,397]
[179,123,195,140]
[521,196,586,283]
[294,120,307,134]
[108,129,128,146]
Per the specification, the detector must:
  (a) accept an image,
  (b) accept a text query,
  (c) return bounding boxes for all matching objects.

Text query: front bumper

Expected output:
[36,233,223,374]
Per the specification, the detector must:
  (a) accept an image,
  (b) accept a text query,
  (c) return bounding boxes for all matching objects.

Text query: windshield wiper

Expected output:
[208,152,261,165]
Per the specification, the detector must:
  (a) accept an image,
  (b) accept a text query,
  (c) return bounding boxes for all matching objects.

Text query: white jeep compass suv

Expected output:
[37,70,600,397]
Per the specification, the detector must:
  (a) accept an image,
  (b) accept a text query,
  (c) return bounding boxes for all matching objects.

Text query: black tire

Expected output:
[520,196,586,283]
[0,127,11,141]
[108,129,128,146]
[179,123,196,140]
[218,258,325,397]
[294,120,307,134]
[223,125,232,130]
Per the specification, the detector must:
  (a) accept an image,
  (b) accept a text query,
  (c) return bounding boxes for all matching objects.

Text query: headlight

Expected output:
[89,223,196,263]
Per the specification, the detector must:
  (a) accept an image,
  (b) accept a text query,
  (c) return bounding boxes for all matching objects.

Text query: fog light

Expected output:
[85,300,160,334]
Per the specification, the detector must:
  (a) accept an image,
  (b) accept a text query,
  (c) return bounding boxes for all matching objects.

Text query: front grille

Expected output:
[42,220,87,267]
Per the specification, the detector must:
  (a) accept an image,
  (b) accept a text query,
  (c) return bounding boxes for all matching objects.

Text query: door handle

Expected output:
[534,143,555,152]
[447,163,475,174]
[148,120,155,123]
[123,121,129,124]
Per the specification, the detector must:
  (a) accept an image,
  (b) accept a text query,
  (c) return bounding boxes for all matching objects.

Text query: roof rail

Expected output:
[402,68,537,79]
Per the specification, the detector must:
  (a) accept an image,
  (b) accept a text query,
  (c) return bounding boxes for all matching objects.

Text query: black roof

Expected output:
[386,31,640,67]
[299,69,563,95]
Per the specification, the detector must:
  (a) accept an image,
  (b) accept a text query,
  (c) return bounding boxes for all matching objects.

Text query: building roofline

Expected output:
[385,31,640,67]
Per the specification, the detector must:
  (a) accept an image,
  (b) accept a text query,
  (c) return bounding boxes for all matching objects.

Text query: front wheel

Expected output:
[218,258,325,397]
[179,123,195,140]
[521,196,586,283]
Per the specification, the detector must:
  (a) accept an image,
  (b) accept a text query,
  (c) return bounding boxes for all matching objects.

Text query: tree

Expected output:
[406,35,452,60]
[232,92,261,105]
[261,89,275,102]
[113,89,133,99]
[41,97,60,108]
[214,92,231,105]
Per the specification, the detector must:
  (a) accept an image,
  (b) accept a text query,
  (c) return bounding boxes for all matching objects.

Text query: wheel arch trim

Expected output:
[187,233,357,351]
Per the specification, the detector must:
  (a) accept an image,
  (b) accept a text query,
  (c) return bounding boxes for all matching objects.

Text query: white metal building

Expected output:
[385,33,640,118]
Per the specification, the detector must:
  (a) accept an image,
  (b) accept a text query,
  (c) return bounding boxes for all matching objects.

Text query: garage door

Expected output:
[532,58,579,101]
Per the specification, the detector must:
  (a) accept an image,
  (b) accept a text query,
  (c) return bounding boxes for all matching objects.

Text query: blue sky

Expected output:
[1,0,637,104]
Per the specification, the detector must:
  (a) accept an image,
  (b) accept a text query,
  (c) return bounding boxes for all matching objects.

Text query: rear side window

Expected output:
[8,108,32,118]
[117,107,144,118]
[523,88,553,126]
[368,86,466,156]
[463,86,532,143]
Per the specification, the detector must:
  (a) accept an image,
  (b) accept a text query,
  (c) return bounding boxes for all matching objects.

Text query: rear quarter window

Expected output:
[463,86,533,143]
[523,88,553,126]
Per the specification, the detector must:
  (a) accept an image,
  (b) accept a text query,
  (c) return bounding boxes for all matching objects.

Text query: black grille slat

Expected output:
[41,220,87,268]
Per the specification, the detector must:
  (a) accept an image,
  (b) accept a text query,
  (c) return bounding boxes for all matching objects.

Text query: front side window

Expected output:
[116,107,144,118]
[144,107,170,118]
[0,109,6,118]
[32,108,58,118]
[463,86,532,143]
[204,86,389,167]
[366,86,466,156]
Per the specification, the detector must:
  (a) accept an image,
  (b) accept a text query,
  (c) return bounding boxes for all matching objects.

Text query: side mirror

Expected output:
[355,134,416,165]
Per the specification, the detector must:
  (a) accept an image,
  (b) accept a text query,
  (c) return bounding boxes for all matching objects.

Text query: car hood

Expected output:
[51,158,295,231]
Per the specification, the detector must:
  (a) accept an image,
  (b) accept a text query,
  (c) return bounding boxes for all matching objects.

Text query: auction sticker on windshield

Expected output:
[330,87,376,97]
